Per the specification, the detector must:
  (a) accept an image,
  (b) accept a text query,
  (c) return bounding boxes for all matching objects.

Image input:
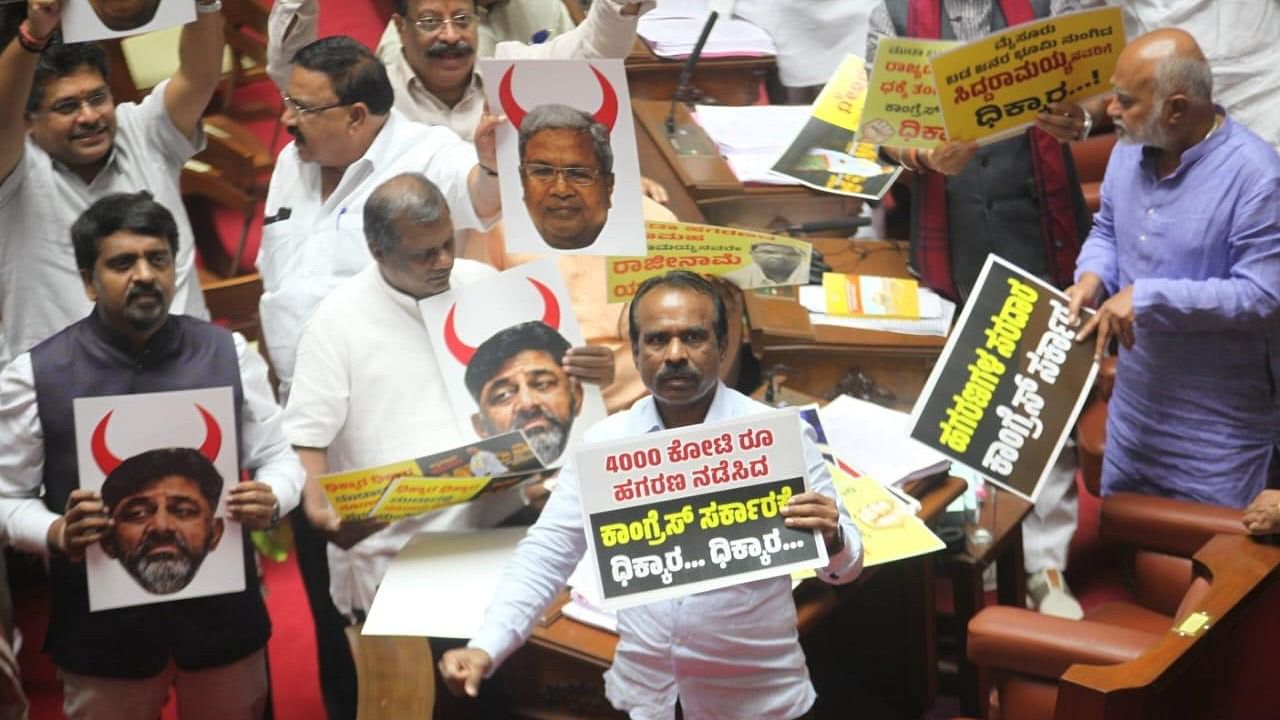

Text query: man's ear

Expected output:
[100,531,119,559]
[80,269,98,303]
[571,377,585,416]
[1162,93,1189,124]
[471,412,488,437]
[348,103,370,130]
[604,174,615,206]
[209,518,225,552]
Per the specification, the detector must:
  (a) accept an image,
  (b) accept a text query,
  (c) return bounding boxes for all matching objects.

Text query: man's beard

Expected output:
[121,530,208,594]
[510,405,575,464]
[122,284,167,331]
[1115,113,1169,149]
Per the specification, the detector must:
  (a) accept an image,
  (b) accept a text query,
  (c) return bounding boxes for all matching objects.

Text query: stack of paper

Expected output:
[637,0,777,58]
[798,284,955,336]
[818,395,951,487]
[693,104,811,184]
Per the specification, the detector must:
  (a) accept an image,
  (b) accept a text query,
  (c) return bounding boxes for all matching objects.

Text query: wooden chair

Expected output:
[343,627,435,720]
[201,272,263,342]
[1069,132,1117,215]
[182,114,274,275]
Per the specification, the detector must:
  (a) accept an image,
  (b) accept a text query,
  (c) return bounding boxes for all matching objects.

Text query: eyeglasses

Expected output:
[520,163,603,187]
[281,93,350,117]
[42,89,112,117]
[409,12,480,34]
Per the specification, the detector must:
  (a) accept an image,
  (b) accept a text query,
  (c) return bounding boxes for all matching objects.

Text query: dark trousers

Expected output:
[290,509,358,720]
[674,699,815,720]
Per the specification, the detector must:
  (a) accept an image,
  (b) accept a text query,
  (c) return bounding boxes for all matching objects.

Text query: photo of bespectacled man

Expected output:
[518,104,616,251]
[99,447,225,595]
[87,0,161,31]
[60,0,197,43]
[466,321,584,465]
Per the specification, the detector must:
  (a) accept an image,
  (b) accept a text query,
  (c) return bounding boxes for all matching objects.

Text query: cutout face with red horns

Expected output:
[503,65,618,251]
[94,406,227,595]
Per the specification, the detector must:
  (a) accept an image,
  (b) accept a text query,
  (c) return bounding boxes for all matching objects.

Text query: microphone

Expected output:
[785,216,873,236]
[665,10,719,135]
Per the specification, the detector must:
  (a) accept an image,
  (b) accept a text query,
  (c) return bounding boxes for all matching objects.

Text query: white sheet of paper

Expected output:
[362,528,528,638]
[818,395,951,487]
[62,0,195,43]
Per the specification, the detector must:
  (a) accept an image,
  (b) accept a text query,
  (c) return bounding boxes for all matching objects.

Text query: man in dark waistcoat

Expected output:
[867,0,1096,620]
[0,191,303,720]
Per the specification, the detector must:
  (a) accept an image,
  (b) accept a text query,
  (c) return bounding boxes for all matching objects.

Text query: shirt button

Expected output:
[1139,234,1147,241]
[1146,208,1155,215]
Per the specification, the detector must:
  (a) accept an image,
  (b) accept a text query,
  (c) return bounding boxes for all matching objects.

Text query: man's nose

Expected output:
[76,101,102,125]
[133,258,157,282]
[438,21,462,43]
[150,506,176,532]
[663,338,690,365]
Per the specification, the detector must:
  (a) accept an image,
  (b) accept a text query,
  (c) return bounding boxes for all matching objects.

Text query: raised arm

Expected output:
[266,0,316,91]
[163,1,226,141]
[496,0,653,60]
[0,0,62,184]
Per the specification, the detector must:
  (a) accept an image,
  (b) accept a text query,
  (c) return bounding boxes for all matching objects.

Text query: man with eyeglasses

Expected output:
[0,0,223,362]
[518,103,615,251]
[268,0,651,142]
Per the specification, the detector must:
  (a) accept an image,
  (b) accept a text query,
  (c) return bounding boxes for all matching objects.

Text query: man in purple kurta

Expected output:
[1067,28,1280,509]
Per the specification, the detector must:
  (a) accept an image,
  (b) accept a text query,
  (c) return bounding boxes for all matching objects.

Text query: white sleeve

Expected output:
[0,354,57,554]
[421,130,488,231]
[468,458,588,670]
[235,334,305,515]
[267,0,319,92]
[281,306,350,450]
[494,0,653,60]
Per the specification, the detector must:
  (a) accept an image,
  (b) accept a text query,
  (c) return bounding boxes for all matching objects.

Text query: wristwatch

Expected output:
[827,524,846,556]
[197,0,223,14]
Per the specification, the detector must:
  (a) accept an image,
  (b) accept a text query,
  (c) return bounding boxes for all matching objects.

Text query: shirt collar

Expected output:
[633,381,731,433]
[85,308,181,363]
[371,264,429,316]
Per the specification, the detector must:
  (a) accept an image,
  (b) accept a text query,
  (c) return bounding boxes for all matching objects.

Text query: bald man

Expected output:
[1065,29,1280,509]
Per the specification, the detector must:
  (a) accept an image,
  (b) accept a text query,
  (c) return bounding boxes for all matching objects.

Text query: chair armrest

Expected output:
[1101,493,1244,558]
[968,606,1157,680]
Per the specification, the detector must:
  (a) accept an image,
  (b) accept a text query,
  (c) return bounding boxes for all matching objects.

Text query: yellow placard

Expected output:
[369,476,492,522]
[930,7,1125,143]
[607,221,813,302]
[860,38,959,149]
[829,464,945,568]
[812,54,871,131]
[318,459,423,520]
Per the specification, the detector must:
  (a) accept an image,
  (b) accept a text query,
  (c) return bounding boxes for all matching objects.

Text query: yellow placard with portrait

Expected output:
[319,460,423,520]
[930,7,1125,143]
[369,476,492,522]
[859,38,958,149]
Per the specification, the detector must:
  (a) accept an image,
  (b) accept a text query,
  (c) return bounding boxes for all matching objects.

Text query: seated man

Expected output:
[0,191,302,720]
[441,270,863,720]
[1067,28,1280,508]
[283,172,614,718]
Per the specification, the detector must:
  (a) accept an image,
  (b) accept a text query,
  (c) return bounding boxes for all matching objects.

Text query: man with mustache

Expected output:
[518,103,615,251]
[466,320,583,464]
[0,191,303,719]
[1065,28,1280,510]
[724,242,809,288]
[0,0,223,363]
[100,448,226,595]
[283,172,613,719]
[267,0,650,141]
[441,271,862,719]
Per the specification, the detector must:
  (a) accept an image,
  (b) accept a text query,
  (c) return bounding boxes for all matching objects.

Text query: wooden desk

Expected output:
[632,99,865,235]
[743,238,947,410]
[625,39,775,107]
[503,475,968,719]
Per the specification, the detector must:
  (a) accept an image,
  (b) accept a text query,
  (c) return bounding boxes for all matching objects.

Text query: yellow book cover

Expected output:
[822,273,921,318]
[368,476,491,522]
[318,460,423,520]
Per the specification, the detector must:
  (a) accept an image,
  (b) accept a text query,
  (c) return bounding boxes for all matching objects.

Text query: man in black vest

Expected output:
[0,191,303,720]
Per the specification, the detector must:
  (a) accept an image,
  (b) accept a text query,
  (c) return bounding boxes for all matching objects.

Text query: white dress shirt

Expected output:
[469,384,863,720]
[257,109,483,393]
[268,0,650,141]
[284,261,527,619]
[0,332,303,556]
[0,79,208,361]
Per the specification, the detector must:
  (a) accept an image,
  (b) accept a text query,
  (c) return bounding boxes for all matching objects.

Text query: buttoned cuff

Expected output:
[468,624,525,677]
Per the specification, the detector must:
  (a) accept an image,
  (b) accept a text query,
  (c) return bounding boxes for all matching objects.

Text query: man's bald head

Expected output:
[1110,28,1215,149]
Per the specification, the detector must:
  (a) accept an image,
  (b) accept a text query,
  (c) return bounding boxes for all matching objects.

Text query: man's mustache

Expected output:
[426,40,474,59]
[70,122,108,140]
[657,364,701,383]
[287,124,306,146]
[135,529,192,559]
[513,405,559,433]
[126,284,162,303]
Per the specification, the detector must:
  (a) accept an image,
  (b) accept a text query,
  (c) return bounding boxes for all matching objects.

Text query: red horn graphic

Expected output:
[442,278,561,366]
[588,65,618,131]
[529,277,561,330]
[498,65,527,130]
[91,411,122,476]
[444,303,475,365]
[195,404,221,463]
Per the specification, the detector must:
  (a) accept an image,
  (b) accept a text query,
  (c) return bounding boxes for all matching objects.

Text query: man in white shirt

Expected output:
[283,172,613,719]
[0,0,221,361]
[441,271,863,720]
[259,35,502,396]
[723,242,809,288]
[267,0,651,142]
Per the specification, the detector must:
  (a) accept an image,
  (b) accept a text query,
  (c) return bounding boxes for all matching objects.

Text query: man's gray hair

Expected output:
[363,172,450,255]
[517,103,614,176]
[1154,54,1213,108]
